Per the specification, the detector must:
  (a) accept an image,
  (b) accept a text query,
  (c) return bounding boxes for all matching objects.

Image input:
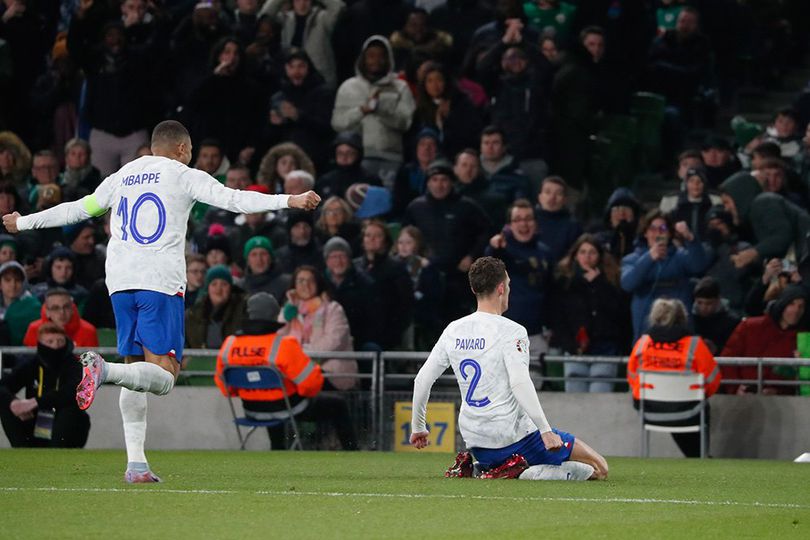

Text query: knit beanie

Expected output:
[204,264,233,288]
[243,235,273,260]
[323,236,352,259]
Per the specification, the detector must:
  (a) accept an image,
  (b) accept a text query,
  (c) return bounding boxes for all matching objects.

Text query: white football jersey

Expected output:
[429,311,536,449]
[19,156,289,296]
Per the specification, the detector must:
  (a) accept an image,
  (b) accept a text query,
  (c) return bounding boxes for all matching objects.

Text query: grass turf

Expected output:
[1,450,809,539]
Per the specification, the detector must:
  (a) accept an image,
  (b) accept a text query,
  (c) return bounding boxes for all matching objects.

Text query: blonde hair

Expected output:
[648,298,688,328]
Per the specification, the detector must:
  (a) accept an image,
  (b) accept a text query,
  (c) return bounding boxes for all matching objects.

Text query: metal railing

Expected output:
[3,347,809,449]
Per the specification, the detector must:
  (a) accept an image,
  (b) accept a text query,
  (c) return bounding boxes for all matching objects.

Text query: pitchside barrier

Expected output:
[1,347,809,456]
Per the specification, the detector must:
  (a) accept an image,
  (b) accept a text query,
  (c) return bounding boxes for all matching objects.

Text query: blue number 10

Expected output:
[460,359,490,408]
[116,192,167,245]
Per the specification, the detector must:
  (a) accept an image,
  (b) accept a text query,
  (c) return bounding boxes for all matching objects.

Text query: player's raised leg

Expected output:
[568,438,609,480]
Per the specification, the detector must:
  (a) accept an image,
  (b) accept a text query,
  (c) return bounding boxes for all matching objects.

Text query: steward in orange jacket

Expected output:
[215,296,323,414]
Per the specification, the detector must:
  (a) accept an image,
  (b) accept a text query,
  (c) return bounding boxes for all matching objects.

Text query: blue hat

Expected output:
[355,186,392,218]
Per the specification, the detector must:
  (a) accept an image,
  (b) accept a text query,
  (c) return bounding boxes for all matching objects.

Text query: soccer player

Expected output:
[2,121,321,482]
[410,256,608,481]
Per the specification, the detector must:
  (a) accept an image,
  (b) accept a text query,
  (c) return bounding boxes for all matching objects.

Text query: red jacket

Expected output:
[720,314,796,394]
[215,332,323,401]
[23,303,98,348]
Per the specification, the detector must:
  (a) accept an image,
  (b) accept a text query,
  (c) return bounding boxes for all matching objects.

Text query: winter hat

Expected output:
[323,236,352,259]
[333,131,363,153]
[205,234,232,259]
[204,264,233,288]
[684,167,708,185]
[287,210,314,230]
[247,291,280,321]
[355,186,392,219]
[693,276,720,299]
[345,183,369,211]
[0,260,26,281]
[243,235,273,260]
[425,159,455,181]
[768,284,808,325]
[705,205,733,228]
[62,220,93,247]
[0,234,17,253]
[416,127,440,144]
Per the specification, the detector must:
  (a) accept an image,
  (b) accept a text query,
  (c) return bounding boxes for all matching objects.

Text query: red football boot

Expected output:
[445,451,474,478]
[479,454,529,479]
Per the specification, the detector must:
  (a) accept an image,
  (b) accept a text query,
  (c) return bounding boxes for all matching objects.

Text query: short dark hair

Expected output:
[541,175,568,195]
[677,149,703,165]
[775,107,799,123]
[45,287,73,302]
[151,121,190,148]
[38,322,67,339]
[579,25,604,41]
[752,141,781,159]
[507,198,534,223]
[468,256,507,297]
[198,138,223,152]
[481,125,505,140]
[760,157,787,172]
[290,265,327,297]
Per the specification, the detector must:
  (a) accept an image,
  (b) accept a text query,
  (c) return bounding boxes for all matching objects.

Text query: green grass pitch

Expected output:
[1,450,809,539]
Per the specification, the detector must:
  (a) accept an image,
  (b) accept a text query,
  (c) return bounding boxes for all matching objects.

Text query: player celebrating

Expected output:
[410,257,608,480]
[2,121,320,483]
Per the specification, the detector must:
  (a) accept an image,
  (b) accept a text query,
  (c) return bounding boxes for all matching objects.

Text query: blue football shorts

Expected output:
[111,290,185,361]
[470,429,576,470]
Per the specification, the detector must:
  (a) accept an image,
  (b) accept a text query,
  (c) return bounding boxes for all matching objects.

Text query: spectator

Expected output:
[412,62,481,159]
[0,323,89,448]
[214,291,356,450]
[627,298,721,458]
[257,142,315,194]
[354,219,414,349]
[185,254,208,309]
[0,235,16,264]
[389,7,452,69]
[315,131,380,200]
[0,131,31,187]
[595,187,642,261]
[470,0,539,55]
[621,209,707,339]
[261,48,335,170]
[23,288,98,348]
[236,235,290,303]
[535,176,582,262]
[700,136,740,189]
[478,126,532,203]
[660,167,722,240]
[692,276,740,355]
[720,170,810,269]
[203,231,232,270]
[0,184,22,236]
[393,127,439,216]
[199,166,254,230]
[243,14,284,94]
[67,10,156,176]
[229,0,261,45]
[26,151,60,207]
[404,160,491,321]
[259,0,344,89]
[30,247,88,308]
[485,198,554,352]
[62,220,105,290]
[551,234,629,392]
[322,236,384,350]
[182,36,264,163]
[313,196,361,252]
[229,187,288,267]
[284,169,316,196]
[275,210,323,274]
[523,1,576,42]
[332,35,416,189]
[453,148,509,229]
[429,0,493,67]
[743,258,800,318]
[721,284,805,395]
[59,138,101,202]
[702,206,757,314]
[756,158,808,210]
[279,265,358,391]
[193,139,229,182]
[185,264,247,349]
[390,224,443,350]
[646,6,713,118]
[0,261,41,346]
[749,108,803,170]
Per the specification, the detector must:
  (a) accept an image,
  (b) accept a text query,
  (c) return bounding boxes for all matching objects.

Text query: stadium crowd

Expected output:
[3,0,810,449]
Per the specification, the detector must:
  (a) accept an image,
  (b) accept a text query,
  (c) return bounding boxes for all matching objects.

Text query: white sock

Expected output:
[120,388,148,467]
[105,362,175,395]
[519,461,595,481]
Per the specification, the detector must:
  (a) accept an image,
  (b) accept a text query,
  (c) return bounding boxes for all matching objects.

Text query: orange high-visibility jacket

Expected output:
[215,332,323,401]
[627,334,721,400]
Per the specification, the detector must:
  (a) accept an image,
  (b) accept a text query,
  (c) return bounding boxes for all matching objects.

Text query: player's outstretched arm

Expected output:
[410,431,430,449]
[186,171,321,213]
[3,197,99,234]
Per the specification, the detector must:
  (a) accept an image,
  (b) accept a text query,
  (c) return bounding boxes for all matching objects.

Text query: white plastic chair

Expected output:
[639,370,707,458]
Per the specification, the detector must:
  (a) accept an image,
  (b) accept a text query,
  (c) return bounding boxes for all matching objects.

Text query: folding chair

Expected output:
[639,371,707,458]
[222,365,304,450]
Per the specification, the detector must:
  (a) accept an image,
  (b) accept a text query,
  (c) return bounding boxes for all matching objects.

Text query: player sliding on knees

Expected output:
[410,256,608,481]
[2,120,320,483]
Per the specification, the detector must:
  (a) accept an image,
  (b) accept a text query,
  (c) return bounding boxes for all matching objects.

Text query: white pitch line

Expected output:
[1,486,808,510]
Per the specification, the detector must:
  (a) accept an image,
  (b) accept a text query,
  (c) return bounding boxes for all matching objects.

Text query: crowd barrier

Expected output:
[2,347,809,452]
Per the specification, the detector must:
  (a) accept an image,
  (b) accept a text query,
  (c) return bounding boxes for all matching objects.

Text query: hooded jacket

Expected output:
[0,261,42,345]
[331,36,416,162]
[720,284,806,395]
[720,172,810,262]
[259,0,344,88]
[23,302,98,348]
[596,187,641,260]
[30,248,89,306]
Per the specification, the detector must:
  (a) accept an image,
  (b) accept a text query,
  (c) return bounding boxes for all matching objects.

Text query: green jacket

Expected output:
[5,293,42,346]
[185,290,246,349]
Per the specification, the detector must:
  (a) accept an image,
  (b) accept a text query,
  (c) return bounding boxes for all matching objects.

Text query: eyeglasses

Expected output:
[647,224,668,233]
[295,277,316,284]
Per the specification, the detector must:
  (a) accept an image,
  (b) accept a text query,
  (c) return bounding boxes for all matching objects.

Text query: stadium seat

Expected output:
[639,371,707,458]
[222,365,304,451]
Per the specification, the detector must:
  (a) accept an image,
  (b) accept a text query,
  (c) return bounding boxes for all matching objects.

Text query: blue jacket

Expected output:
[621,239,707,339]
[536,206,583,262]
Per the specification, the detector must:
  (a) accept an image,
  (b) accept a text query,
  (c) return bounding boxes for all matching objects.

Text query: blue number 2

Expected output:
[460,359,491,408]
[116,193,167,245]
